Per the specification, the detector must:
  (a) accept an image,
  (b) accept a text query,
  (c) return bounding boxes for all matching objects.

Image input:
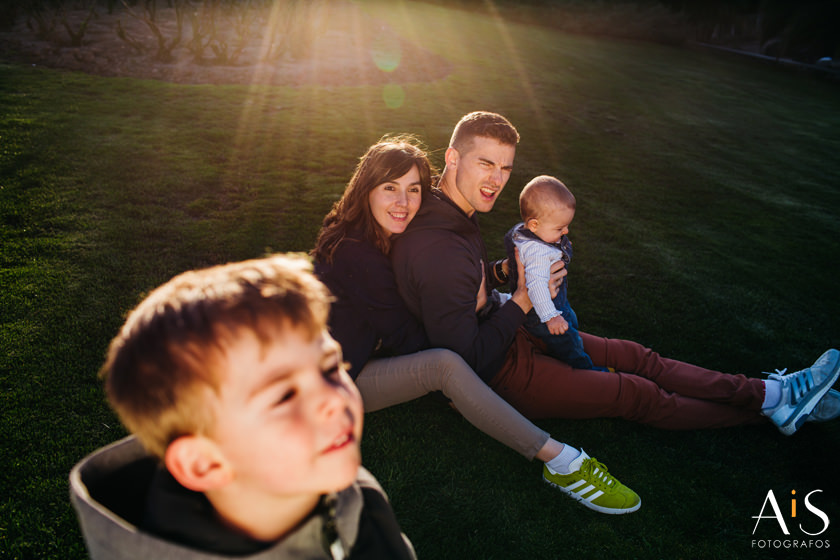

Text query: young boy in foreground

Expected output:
[70,254,415,559]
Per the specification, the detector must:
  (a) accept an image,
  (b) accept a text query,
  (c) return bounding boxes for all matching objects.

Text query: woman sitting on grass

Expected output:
[311,135,641,515]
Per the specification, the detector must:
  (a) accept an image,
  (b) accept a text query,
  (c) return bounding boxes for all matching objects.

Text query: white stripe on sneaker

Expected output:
[574,484,596,498]
[564,479,586,491]
[582,490,604,503]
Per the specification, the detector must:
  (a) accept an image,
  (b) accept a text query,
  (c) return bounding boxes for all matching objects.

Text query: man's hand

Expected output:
[549,260,567,298]
[510,248,534,314]
[546,315,568,335]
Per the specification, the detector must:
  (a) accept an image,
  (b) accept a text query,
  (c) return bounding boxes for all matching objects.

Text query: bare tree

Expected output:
[118,0,185,62]
[59,1,97,47]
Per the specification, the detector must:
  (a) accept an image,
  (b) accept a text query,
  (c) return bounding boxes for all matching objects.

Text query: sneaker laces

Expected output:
[764,367,815,405]
[580,458,618,490]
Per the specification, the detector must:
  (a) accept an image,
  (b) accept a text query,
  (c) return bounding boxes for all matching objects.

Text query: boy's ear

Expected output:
[164,436,233,492]
[444,147,459,168]
[525,218,539,233]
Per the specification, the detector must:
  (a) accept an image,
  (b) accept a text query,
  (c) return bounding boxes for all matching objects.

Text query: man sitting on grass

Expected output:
[391,110,840,453]
[71,254,415,559]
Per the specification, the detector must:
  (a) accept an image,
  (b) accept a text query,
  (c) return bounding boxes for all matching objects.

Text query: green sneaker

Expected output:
[543,451,641,514]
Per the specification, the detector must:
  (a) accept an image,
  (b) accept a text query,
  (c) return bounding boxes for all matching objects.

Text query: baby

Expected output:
[504,175,601,370]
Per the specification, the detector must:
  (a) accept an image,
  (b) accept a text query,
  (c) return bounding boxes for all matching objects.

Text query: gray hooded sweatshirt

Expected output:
[70,437,415,560]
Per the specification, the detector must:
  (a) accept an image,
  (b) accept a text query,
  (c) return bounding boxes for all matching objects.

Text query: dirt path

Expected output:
[0,2,451,87]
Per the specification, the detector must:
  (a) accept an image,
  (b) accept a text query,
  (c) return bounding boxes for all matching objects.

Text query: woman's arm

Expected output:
[330,239,429,356]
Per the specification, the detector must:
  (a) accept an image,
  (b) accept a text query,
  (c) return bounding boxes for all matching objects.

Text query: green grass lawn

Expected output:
[2,1,839,558]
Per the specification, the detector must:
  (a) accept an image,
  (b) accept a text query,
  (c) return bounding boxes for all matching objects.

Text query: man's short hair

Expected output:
[449,111,520,153]
[101,254,331,458]
[519,175,576,223]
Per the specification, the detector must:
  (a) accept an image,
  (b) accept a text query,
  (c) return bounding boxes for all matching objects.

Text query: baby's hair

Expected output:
[519,175,576,223]
[101,253,331,458]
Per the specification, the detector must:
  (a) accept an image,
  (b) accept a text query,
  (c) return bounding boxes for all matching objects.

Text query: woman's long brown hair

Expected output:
[311,135,435,264]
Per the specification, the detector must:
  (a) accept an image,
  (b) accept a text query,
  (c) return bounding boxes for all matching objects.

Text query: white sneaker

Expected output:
[763,349,840,435]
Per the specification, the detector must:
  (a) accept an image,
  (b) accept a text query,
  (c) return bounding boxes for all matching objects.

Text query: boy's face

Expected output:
[209,326,363,498]
[445,136,515,216]
[527,205,575,244]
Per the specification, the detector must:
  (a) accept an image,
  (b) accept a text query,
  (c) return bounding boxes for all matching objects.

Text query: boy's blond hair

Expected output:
[519,175,576,223]
[101,254,331,458]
